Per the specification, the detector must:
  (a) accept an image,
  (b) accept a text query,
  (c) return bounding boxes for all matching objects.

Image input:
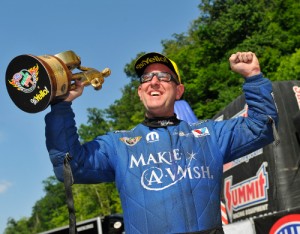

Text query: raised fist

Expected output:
[229,51,261,78]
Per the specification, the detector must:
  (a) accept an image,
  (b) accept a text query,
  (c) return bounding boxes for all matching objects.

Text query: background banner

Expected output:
[214,81,300,223]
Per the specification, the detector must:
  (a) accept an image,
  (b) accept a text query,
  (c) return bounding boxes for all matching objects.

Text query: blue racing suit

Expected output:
[45,74,278,233]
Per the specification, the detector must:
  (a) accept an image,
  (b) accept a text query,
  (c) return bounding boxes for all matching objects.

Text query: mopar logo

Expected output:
[146,132,159,143]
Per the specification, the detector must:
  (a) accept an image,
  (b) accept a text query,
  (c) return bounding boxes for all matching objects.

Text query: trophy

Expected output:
[5,50,111,113]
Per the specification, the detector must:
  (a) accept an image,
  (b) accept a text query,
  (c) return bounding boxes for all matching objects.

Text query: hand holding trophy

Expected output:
[5,50,111,113]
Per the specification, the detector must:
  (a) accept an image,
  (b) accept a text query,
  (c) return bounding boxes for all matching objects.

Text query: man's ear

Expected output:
[176,84,185,100]
[138,85,142,100]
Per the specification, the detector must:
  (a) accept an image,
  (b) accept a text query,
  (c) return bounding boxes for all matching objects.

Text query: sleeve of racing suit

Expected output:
[215,73,279,163]
[45,101,115,183]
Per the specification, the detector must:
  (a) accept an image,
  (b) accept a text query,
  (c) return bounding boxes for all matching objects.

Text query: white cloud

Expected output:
[0,181,12,193]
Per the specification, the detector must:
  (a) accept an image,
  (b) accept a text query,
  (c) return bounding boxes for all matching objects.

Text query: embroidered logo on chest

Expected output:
[120,136,142,146]
[192,127,210,137]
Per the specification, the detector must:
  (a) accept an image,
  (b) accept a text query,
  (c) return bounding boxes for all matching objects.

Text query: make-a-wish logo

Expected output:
[129,149,214,191]
[9,64,39,93]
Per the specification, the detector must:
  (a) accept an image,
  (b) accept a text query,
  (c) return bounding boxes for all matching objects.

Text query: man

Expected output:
[45,51,278,233]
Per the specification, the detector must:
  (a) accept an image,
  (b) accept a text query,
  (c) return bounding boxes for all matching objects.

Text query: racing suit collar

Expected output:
[142,114,180,127]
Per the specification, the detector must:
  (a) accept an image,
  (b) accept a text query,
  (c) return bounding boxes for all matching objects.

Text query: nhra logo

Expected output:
[224,162,269,221]
[270,214,300,234]
[9,64,39,93]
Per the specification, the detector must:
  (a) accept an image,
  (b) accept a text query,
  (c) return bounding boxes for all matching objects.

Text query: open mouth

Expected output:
[150,91,160,96]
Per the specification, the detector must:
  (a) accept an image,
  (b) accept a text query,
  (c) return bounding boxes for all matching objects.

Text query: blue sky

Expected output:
[0,0,199,232]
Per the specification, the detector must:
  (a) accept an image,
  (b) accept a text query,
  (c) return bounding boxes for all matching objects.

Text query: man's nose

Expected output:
[150,75,160,84]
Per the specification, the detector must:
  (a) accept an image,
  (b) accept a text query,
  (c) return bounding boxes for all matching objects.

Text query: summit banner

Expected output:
[214,81,300,223]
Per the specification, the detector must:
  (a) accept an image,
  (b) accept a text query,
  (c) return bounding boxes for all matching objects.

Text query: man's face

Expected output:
[138,63,184,118]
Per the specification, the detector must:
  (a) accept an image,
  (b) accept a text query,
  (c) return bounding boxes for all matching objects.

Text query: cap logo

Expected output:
[136,55,169,70]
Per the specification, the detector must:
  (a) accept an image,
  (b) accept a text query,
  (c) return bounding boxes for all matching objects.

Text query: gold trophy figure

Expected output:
[5,50,111,113]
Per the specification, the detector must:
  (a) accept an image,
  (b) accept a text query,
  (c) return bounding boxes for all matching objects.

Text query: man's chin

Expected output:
[146,105,170,117]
